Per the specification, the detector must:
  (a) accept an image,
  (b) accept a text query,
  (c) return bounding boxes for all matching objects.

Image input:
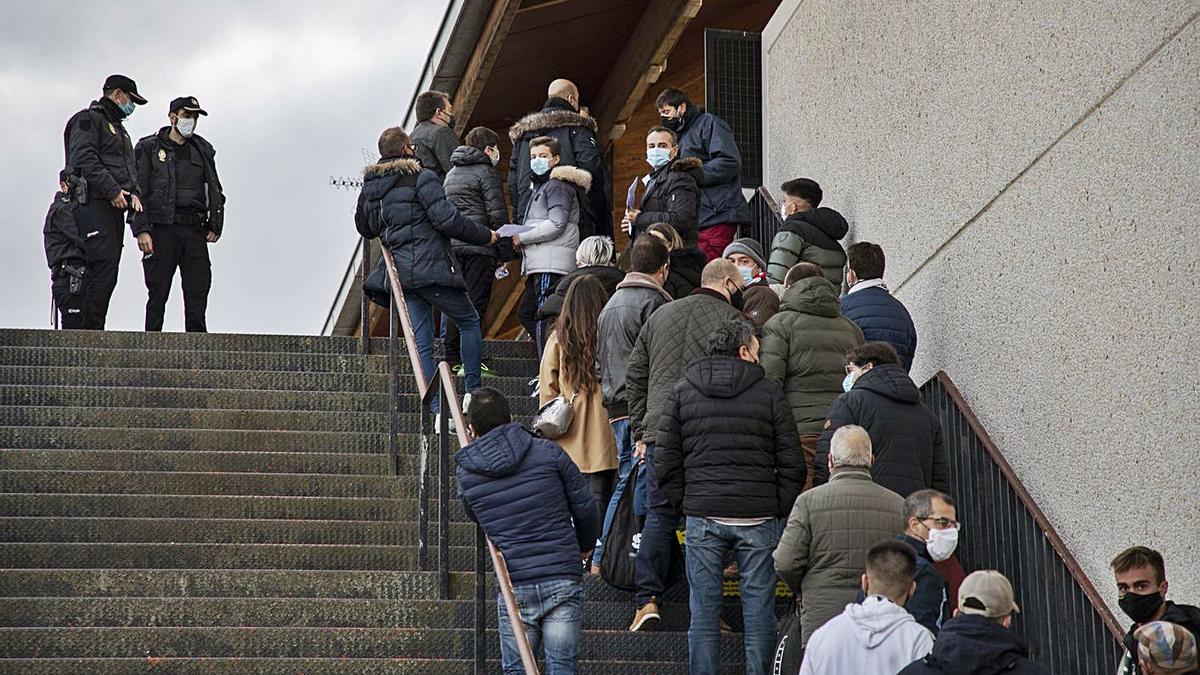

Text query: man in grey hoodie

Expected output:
[800,539,934,674]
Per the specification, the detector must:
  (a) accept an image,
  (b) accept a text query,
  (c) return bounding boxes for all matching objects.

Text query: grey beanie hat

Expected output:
[723,238,767,272]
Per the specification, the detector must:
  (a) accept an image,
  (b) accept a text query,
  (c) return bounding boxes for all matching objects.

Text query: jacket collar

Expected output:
[617,272,672,300]
[690,287,731,304]
[363,157,421,177]
[829,467,873,481]
[847,278,888,295]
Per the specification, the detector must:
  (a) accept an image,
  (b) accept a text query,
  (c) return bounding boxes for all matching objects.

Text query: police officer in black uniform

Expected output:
[133,96,225,333]
[62,74,147,329]
[43,170,89,328]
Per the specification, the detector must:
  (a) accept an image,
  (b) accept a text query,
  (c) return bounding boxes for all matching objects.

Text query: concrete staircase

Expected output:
[0,328,744,673]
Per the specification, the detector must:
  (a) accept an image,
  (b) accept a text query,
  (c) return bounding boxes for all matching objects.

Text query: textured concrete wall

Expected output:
[763,1,1200,612]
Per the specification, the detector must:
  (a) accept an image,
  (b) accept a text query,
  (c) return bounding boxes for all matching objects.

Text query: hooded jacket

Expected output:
[774,468,906,646]
[767,208,849,287]
[354,157,492,290]
[841,281,919,372]
[626,289,741,444]
[898,614,1050,675]
[536,264,625,325]
[520,166,590,276]
[800,595,935,675]
[761,277,864,436]
[673,105,751,228]
[663,246,707,300]
[597,272,672,419]
[63,98,139,203]
[444,145,507,257]
[1119,601,1200,675]
[654,356,803,518]
[455,422,600,585]
[632,156,702,248]
[814,362,948,497]
[509,98,611,237]
[133,127,226,236]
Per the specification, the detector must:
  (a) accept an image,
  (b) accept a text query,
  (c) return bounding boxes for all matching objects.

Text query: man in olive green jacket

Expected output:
[761,263,863,489]
[774,424,906,647]
[766,178,849,288]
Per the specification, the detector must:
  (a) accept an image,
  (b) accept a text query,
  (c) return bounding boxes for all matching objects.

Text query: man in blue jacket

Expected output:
[841,242,918,371]
[655,88,751,261]
[456,387,600,674]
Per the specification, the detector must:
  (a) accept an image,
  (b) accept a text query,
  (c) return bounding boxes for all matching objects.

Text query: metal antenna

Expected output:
[330,176,364,190]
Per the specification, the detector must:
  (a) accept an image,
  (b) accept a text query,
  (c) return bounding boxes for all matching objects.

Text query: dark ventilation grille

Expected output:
[705,28,762,189]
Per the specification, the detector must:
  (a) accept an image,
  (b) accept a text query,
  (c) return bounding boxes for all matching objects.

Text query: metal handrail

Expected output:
[743,185,783,255]
[376,242,539,674]
[922,371,1124,672]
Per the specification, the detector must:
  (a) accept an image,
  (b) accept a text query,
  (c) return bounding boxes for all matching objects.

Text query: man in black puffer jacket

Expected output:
[656,318,803,674]
[815,342,948,497]
[443,126,509,371]
[355,127,495,397]
[509,79,611,237]
[623,127,701,248]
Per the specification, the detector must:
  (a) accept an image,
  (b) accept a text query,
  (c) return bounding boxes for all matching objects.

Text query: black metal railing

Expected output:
[921,372,1124,674]
[375,242,540,674]
[742,185,783,254]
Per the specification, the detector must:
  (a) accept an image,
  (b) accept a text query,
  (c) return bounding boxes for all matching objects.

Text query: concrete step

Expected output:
[0,596,694,631]
[0,493,464,521]
[0,517,477,547]
[0,627,739,662]
[0,658,736,674]
[0,365,391,393]
[0,449,396,475]
[0,385,390,413]
[0,405,394,433]
[0,542,476,570]
[0,346,392,374]
[0,426,390,453]
[0,470,430,498]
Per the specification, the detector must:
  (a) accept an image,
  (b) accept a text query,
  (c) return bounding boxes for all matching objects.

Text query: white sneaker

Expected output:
[434,392,471,436]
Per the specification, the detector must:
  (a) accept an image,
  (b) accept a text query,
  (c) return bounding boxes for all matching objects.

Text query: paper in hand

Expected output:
[496,224,536,238]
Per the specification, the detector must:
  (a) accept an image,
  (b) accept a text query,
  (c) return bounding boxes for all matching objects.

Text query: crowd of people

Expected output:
[349,76,1197,675]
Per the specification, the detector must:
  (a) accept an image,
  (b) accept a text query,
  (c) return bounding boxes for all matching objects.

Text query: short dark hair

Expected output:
[629,236,669,274]
[904,489,956,521]
[847,341,901,368]
[378,127,412,158]
[655,88,691,109]
[781,178,823,207]
[464,126,500,151]
[529,135,561,157]
[415,90,449,122]
[847,242,886,280]
[1111,546,1167,586]
[707,318,758,357]
[784,262,824,287]
[866,540,919,598]
[465,387,511,436]
[646,126,677,144]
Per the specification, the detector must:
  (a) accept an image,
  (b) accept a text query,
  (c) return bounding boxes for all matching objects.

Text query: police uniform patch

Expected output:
[158,149,166,162]
[77,117,92,131]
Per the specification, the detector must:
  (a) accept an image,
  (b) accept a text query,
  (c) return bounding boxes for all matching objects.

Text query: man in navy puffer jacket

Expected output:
[840,242,918,372]
[456,387,599,674]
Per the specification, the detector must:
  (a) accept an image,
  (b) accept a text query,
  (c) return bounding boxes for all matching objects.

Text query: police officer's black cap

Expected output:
[102,74,147,105]
[169,96,208,116]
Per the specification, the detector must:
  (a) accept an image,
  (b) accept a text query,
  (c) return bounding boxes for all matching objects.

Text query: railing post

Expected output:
[359,237,371,354]
[438,380,451,600]
[418,379,435,573]
[387,298,399,476]
[474,523,487,674]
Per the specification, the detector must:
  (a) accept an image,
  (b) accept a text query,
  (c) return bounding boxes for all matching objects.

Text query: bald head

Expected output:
[701,258,740,289]
[548,79,579,109]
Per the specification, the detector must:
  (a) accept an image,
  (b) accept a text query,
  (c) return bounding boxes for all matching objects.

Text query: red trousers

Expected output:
[698,223,738,261]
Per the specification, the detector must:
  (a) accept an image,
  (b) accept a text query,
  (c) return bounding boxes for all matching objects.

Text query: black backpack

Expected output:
[600,462,644,591]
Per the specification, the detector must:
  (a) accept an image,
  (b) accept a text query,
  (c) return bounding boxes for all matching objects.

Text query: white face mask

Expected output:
[925,525,959,562]
[175,117,196,138]
[779,202,789,220]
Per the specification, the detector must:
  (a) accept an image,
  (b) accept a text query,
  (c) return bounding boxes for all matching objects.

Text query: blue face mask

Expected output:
[646,147,671,169]
[119,98,136,117]
[842,372,857,393]
[738,265,754,284]
[530,157,551,176]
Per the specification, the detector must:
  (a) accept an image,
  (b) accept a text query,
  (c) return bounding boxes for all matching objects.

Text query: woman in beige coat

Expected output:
[539,274,618,547]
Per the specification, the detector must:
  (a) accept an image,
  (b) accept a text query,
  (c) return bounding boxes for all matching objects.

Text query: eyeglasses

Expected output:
[404,144,418,153]
[920,516,960,529]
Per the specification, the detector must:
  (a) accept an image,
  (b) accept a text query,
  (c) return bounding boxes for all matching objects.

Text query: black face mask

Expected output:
[728,285,745,312]
[660,115,682,132]
[1119,590,1164,624]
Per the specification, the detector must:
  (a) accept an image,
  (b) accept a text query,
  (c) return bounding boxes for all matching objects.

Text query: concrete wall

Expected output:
[762,1,1200,613]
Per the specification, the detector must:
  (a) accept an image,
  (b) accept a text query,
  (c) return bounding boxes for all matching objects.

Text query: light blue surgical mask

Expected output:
[842,372,857,393]
[119,99,136,117]
[646,147,671,169]
[530,157,551,176]
[738,265,754,284]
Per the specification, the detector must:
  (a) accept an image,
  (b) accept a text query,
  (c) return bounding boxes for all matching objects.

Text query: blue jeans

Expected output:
[592,418,640,567]
[634,442,681,606]
[403,285,482,405]
[497,578,584,675]
[685,516,782,675]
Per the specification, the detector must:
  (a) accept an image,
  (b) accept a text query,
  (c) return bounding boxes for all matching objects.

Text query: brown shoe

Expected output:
[629,599,661,632]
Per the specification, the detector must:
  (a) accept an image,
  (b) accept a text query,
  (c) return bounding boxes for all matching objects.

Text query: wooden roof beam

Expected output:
[590,0,702,147]
[452,0,524,134]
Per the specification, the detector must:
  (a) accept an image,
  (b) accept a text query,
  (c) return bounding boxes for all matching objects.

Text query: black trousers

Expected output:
[66,200,124,330]
[443,253,495,365]
[517,272,563,359]
[142,223,212,332]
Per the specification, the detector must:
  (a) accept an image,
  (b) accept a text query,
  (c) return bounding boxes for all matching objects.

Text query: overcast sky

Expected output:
[0,0,446,335]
